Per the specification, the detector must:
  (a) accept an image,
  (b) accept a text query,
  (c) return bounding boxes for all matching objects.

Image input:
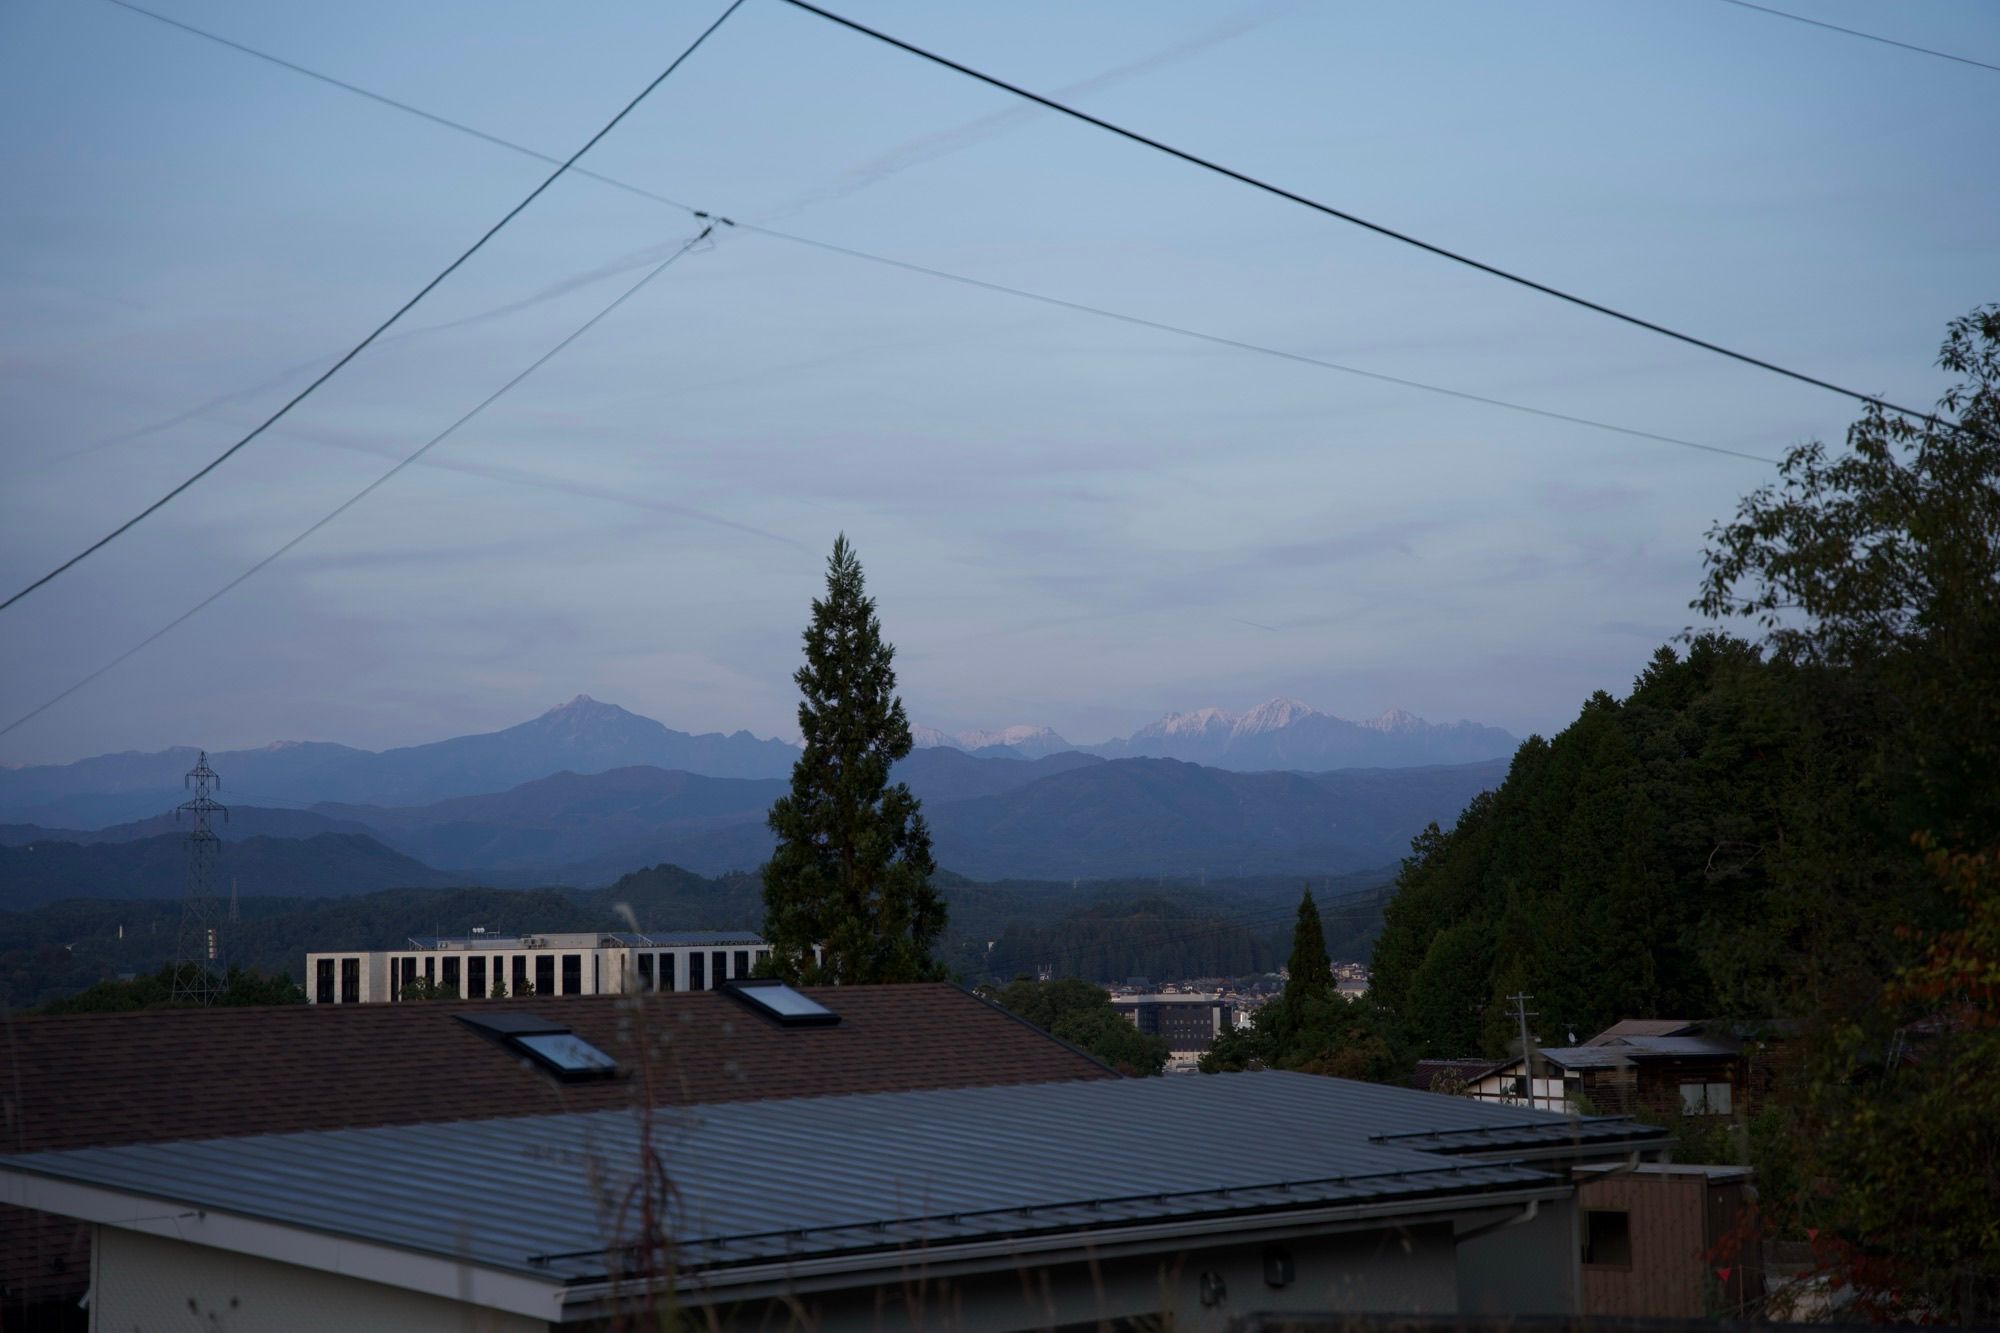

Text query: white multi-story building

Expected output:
[305,930,778,1005]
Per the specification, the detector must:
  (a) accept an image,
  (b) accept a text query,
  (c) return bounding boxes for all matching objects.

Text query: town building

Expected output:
[1110,992,1230,1056]
[3,1062,1669,1330]
[304,929,783,1004]
[1463,1021,1754,1117]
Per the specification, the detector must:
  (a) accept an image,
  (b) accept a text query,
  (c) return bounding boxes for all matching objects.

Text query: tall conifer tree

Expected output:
[1286,887,1334,997]
[761,536,945,983]
[1281,886,1334,1032]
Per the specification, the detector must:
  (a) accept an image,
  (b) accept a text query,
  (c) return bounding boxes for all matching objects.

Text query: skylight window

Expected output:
[457,1012,619,1081]
[513,1032,617,1075]
[721,979,840,1028]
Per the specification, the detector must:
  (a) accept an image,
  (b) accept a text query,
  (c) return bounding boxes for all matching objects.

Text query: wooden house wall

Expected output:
[1578,1173,1705,1317]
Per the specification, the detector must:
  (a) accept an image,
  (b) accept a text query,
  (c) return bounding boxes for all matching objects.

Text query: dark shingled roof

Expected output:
[0,983,1111,1156]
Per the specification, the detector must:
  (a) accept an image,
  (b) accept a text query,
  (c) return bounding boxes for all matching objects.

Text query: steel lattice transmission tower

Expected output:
[170,751,228,1005]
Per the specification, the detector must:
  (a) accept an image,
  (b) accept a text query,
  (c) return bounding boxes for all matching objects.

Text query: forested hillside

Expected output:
[1369,634,1950,1055]
[984,886,1389,983]
[0,831,456,907]
[1363,308,2000,1319]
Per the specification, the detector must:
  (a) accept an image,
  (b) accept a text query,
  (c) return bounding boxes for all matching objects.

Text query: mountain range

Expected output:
[0,695,1516,827]
[914,698,1515,769]
[0,696,800,827]
[0,749,1505,903]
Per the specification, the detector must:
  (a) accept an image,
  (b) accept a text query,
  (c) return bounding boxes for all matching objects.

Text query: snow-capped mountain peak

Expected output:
[910,723,1074,758]
[1135,707,1240,739]
[958,724,1068,751]
[1231,697,1325,738]
[1360,708,1425,733]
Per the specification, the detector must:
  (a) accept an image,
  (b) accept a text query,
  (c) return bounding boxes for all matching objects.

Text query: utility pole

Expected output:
[170,752,228,1006]
[1508,991,1538,1108]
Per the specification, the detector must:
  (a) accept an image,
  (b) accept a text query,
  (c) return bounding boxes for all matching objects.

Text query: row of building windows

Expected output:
[311,946,800,1004]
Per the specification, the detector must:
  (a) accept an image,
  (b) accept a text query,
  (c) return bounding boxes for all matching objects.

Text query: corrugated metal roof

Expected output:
[1532,1045,1633,1071]
[4,1071,1637,1285]
[1597,1034,1742,1058]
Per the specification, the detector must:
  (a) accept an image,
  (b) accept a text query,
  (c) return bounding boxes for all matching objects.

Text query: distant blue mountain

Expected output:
[0,696,798,826]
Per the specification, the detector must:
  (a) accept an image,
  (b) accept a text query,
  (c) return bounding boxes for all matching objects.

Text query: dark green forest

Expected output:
[980,882,1388,984]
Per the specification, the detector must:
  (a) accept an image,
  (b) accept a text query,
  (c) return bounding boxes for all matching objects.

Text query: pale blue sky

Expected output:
[2,0,1996,764]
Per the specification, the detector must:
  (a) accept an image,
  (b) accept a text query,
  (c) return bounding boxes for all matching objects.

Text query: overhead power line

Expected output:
[0,0,745,617]
[733,220,1779,465]
[0,227,715,741]
[99,0,710,221]
[771,0,1950,429]
[1714,0,2000,75]
[86,0,1775,467]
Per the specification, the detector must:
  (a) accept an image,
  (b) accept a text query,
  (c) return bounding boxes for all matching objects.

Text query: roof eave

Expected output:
[0,1168,567,1324]
[560,1181,1571,1319]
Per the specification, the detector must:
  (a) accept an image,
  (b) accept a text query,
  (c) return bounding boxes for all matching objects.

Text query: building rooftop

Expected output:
[1576,1161,1755,1183]
[0,983,1110,1156]
[1411,1057,1503,1090]
[1108,992,1224,1005]
[397,929,765,952]
[1582,1018,1702,1045]
[1595,1033,1743,1058]
[2,1071,1666,1309]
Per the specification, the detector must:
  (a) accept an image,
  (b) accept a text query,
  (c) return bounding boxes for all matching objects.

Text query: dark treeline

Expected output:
[979,882,1390,985]
[0,863,1397,1009]
[986,897,1283,982]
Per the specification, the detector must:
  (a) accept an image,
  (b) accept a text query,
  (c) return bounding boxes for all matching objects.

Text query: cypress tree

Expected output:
[1283,886,1334,1014]
[1272,880,1336,1040]
[761,535,946,983]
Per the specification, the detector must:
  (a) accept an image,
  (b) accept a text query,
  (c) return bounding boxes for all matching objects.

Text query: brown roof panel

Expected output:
[0,983,1112,1157]
[1581,1018,1700,1045]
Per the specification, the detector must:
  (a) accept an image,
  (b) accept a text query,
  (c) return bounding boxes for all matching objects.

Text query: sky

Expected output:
[2,0,1996,765]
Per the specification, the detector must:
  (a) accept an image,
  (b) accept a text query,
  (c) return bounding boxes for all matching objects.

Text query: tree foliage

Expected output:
[37,964,302,1014]
[1367,307,2000,1320]
[981,895,1288,983]
[761,536,946,984]
[1796,840,1999,1319]
[1203,887,1396,1080]
[980,976,1169,1076]
[1696,304,2000,847]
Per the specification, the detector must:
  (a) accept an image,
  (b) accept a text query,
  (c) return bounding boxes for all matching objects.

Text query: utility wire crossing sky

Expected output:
[0,0,1993,764]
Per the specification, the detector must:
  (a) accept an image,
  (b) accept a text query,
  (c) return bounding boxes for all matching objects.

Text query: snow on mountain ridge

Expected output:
[1135,707,1239,739]
[910,723,1074,757]
[1230,697,1325,738]
[960,724,1067,750]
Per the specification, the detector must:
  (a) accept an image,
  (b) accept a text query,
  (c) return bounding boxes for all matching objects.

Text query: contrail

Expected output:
[289,427,805,551]
[755,0,1302,223]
